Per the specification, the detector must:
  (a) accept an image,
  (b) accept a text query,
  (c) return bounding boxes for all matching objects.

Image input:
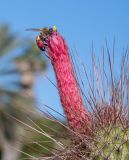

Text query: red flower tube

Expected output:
[46,32,91,131]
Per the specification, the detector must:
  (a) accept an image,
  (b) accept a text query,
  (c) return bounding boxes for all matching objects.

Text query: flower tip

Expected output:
[53,25,57,32]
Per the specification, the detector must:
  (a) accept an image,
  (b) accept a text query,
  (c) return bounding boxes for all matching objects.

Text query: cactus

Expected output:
[33,27,129,160]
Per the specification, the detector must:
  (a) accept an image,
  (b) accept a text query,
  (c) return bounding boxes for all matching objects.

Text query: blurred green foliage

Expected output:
[0,24,49,159]
[21,118,67,159]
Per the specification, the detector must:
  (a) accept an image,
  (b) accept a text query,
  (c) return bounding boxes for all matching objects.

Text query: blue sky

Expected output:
[0,0,129,119]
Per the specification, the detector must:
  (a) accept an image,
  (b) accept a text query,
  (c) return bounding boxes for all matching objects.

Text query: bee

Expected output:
[26,26,57,52]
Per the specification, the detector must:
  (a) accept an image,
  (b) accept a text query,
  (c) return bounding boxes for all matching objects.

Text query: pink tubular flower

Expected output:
[47,32,91,132]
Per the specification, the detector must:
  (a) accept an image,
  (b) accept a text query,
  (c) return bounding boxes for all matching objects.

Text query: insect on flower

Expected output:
[26,26,57,52]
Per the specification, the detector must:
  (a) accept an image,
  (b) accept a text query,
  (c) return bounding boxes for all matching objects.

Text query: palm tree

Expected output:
[0,24,47,160]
